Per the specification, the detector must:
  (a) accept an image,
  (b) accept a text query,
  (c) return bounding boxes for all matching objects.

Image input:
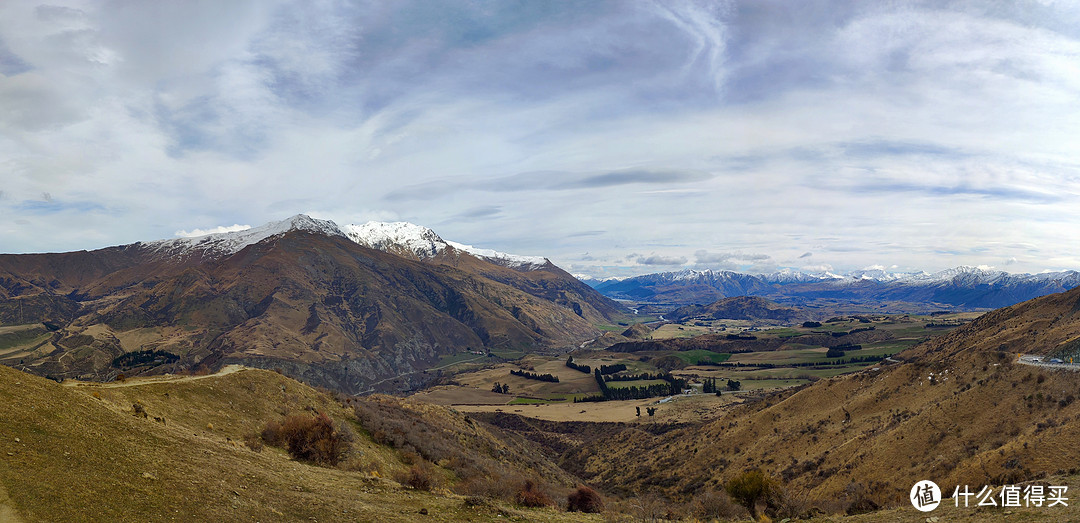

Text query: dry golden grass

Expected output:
[565,288,1080,512]
[452,393,737,423]
[0,364,602,522]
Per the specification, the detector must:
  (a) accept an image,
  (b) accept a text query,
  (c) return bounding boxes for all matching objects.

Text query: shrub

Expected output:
[689,490,743,520]
[455,468,521,501]
[515,479,553,507]
[243,433,264,452]
[396,463,436,491]
[726,470,777,520]
[567,485,604,513]
[261,412,353,466]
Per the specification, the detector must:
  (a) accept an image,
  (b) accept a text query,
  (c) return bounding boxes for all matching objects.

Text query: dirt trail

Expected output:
[62,364,248,389]
[0,482,24,523]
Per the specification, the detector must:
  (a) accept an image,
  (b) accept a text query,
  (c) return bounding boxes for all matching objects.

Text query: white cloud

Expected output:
[1,1,1079,277]
[175,224,252,238]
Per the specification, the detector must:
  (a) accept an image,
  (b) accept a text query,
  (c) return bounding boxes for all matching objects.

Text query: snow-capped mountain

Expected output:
[0,214,623,392]
[340,221,446,259]
[341,221,549,270]
[445,241,548,270]
[574,274,627,288]
[143,214,344,259]
[145,215,550,271]
[594,265,1080,309]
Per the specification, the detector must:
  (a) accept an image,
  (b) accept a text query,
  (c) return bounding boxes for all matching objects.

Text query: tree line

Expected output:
[701,377,741,393]
[510,369,559,382]
[712,354,889,369]
[565,356,591,373]
[574,369,688,402]
[598,363,627,375]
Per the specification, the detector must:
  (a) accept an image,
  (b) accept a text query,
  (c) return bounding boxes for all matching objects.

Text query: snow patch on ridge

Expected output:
[146,214,344,258]
[340,220,549,269]
[341,221,447,259]
[144,214,548,270]
[446,241,548,270]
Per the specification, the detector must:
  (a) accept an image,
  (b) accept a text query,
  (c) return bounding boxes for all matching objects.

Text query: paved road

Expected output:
[1016,354,1080,371]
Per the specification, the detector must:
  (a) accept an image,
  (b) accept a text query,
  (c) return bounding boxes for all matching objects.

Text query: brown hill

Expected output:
[429,245,622,326]
[620,323,652,340]
[667,295,806,323]
[565,286,1080,509]
[0,220,613,393]
[0,363,597,522]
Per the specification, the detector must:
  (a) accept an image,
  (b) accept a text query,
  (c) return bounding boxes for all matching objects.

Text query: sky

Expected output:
[2,1,1080,279]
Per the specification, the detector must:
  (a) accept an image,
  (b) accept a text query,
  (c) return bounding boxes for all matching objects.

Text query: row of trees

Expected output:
[510,369,559,382]
[702,378,741,393]
[575,369,688,402]
[598,363,627,375]
[565,356,591,373]
[831,326,875,338]
[711,354,888,369]
[604,371,668,382]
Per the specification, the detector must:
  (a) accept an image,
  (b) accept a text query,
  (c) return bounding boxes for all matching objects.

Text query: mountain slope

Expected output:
[0,363,591,522]
[667,296,807,323]
[0,216,614,393]
[595,266,1080,310]
[567,285,1080,506]
[343,221,622,324]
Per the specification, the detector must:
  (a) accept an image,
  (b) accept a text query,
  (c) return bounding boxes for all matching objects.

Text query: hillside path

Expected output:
[0,482,24,523]
[61,364,248,388]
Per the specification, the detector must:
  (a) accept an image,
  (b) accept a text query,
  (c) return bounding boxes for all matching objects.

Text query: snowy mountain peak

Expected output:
[341,221,447,259]
[671,268,713,280]
[146,215,551,270]
[145,214,343,258]
[341,221,549,270]
[445,241,549,270]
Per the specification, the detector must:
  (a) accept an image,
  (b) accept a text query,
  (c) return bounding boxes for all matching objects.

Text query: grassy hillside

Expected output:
[0,364,598,522]
[562,287,1080,515]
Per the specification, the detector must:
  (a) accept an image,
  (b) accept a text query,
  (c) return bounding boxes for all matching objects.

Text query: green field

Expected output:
[760,327,802,338]
[433,351,490,369]
[737,378,811,390]
[488,348,527,360]
[671,349,731,365]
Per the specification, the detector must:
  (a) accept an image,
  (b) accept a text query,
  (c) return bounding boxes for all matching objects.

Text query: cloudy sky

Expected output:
[2,1,1079,278]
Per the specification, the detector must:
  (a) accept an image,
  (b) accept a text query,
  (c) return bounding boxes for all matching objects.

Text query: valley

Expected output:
[408,310,978,424]
[4,215,1080,522]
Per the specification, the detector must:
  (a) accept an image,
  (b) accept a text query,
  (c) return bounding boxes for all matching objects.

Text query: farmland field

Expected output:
[410,312,975,423]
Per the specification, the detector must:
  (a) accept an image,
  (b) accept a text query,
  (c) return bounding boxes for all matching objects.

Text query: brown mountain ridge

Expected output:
[0,216,623,393]
[479,286,1080,512]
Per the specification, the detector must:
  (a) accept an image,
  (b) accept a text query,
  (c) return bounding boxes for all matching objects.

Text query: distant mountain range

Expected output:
[583,266,1080,310]
[0,215,621,393]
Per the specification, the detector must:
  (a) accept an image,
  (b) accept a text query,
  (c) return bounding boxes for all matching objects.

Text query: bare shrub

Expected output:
[842,481,878,515]
[396,463,437,491]
[625,492,670,522]
[456,469,521,501]
[689,489,743,520]
[767,484,815,520]
[243,433,264,452]
[401,450,422,466]
[515,479,554,508]
[261,412,352,466]
[567,485,604,513]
